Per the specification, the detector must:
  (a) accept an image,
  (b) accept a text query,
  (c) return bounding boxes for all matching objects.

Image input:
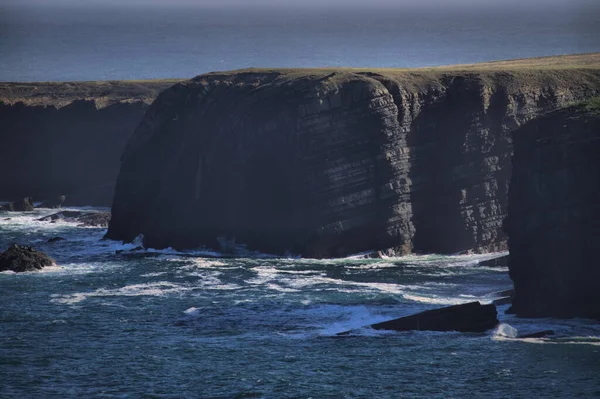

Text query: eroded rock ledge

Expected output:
[106,65,600,257]
[507,99,600,318]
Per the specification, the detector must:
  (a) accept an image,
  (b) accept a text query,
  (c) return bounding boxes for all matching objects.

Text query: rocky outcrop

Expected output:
[0,244,55,272]
[39,210,112,227]
[507,99,600,319]
[339,302,498,334]
[107,63,600,257]
[0,80,178,205]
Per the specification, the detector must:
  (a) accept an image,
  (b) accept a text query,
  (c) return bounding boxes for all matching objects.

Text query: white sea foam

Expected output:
[184,307,201,316]
[401,293,474,306]
[494,323,519,338]
[51,281,193,304]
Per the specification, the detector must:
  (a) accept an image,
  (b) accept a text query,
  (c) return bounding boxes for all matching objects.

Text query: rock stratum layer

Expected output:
[507,100,600,319]
[0,80,178,205]
[107,55,600,257]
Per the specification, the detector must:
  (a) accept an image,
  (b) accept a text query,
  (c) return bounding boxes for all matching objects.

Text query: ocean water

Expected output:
[1,208,600,398]
[1,3,600,82]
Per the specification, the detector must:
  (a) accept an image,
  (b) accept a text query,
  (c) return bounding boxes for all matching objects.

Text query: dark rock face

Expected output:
[0,244,55,272]
[39,195,66,209]
[368,302,498,333]
[507,103,600,318]
[62,182,116,207]
[107,70,600,257]
[39,210,111,227]
[1,197,34,211]
[0,81,176,206]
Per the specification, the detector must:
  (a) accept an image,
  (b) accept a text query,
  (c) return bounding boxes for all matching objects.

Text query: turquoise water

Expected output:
[1,209,600,398]
[1,3,599,82]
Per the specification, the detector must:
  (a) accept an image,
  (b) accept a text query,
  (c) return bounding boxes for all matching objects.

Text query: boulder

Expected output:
[0,244,55,272]
[338,301,498,335]
[39,210,111,227]
[1,197,34,212]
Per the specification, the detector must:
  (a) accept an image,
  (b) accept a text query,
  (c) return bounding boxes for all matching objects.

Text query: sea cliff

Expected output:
[105,54,600,257]
[0,80,178,205]
[507,98,600,318]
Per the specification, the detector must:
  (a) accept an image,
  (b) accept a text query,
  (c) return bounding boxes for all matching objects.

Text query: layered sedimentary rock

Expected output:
[107,59,600,257]
[507,100,600,318]
[0,80,178,205]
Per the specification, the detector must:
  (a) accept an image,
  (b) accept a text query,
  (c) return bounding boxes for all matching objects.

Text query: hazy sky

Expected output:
[1,0,594,6]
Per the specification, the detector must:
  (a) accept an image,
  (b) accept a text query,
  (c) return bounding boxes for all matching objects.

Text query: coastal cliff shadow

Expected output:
[0,100,146,202]
[406,76,511,254]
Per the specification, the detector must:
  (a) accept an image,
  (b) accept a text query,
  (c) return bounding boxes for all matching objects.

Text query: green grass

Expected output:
[582,96,600,114]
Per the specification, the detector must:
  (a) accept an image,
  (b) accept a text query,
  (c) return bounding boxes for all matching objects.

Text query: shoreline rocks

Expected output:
[338,301,499,335]
[38,210,111,228]
[0,244,55,272]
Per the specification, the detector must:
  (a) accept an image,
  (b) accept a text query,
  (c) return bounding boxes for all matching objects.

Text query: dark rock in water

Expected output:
[39,195,66,209]
[77,212,111,227]
[518,330,554,339]
[1,197,34,212]
[47,236,66,243]
[342,301,498,334]
[507,101,600,319]
[0,244,55,272]
[479,255,509,267]
[39,210,111,227]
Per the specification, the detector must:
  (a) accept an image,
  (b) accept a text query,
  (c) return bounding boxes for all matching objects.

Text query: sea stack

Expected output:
[106,64,600,257]
[506,99,600,319]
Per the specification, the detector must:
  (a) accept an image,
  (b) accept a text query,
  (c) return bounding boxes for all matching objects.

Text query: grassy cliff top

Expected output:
[0,79,181,109]
[1,53,599,108]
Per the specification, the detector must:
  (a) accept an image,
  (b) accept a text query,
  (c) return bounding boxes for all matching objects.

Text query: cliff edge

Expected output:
[0,80,179,205]
[507,98,600,318]
[106,54,600,257]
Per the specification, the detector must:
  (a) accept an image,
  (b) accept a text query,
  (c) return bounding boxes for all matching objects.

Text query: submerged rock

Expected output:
[338,301,498,334]
[0,244,55,272]
[47,236,66,243]
[39,210,111,227]
[507,100,600,319]
[1,197,34,212]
